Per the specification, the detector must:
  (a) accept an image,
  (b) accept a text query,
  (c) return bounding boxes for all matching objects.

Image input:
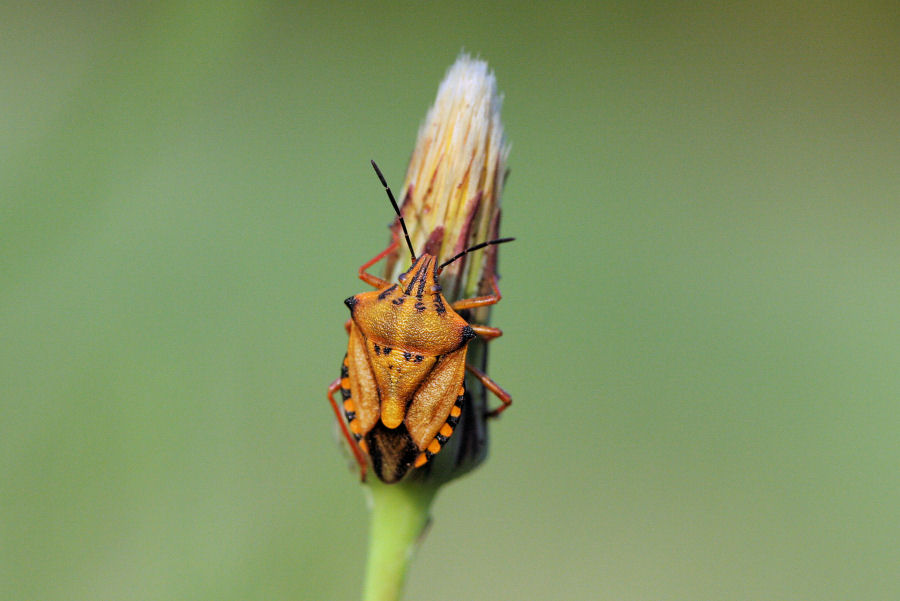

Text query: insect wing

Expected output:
[345,322,380,437]
[405,345,467,450]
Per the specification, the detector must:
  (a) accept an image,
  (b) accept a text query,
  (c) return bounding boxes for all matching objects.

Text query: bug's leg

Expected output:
[359,232,399,289]
[465,363,512,418]
[469,324,502,341]
[344,319,352,335]
[328,378,368,481]
[451,273,502,311]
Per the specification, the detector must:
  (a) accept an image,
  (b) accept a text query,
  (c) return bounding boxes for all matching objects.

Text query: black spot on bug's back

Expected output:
[414,354,424,362]
[403,351,412,361]
[344,296,358,311]
[461,325,476,343]
[433,295,446,314]
[373,343,381,355]
[392,297,405,306]
[414,301,426,312]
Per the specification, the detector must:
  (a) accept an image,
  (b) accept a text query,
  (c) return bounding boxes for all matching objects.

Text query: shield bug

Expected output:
[327,161,513,483]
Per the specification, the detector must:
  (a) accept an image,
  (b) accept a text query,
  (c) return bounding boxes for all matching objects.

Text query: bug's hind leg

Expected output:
[328,375,368,481]
[465,363,512,418]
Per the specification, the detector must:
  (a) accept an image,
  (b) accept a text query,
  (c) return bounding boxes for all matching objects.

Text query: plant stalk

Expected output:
[361,479,438,601]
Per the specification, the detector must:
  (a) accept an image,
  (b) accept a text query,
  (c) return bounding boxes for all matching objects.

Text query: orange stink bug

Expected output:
[327,161,513,483]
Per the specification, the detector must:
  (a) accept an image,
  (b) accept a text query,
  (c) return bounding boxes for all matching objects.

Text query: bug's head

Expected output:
[397,254,442,295]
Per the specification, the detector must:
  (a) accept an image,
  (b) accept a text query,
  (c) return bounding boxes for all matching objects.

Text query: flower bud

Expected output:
[383,54,510,484]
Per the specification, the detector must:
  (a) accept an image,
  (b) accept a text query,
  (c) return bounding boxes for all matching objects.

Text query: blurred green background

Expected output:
[2,3,898,600]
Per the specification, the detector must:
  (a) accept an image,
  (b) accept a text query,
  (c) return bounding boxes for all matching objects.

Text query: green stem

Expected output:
[361,479,438,601]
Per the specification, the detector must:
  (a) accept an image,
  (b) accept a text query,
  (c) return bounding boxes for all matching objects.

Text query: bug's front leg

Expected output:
[451,273,502,311]
[327,378,368,481]
[465,363,512,418]
[358,232,399,289]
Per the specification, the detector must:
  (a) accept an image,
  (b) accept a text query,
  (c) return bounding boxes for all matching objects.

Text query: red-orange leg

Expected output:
[469,324,503,341]
[327,378,368,481]
[465,363,512,418]
[344,319,352,335]
[451,273,502,311]
[358,233,399,289]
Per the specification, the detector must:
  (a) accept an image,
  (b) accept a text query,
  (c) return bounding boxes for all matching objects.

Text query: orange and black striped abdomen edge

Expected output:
[339,355,369,456]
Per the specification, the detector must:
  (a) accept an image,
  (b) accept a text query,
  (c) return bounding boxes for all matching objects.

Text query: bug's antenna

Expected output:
[371,160,416,261]
[439,237,515,271]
